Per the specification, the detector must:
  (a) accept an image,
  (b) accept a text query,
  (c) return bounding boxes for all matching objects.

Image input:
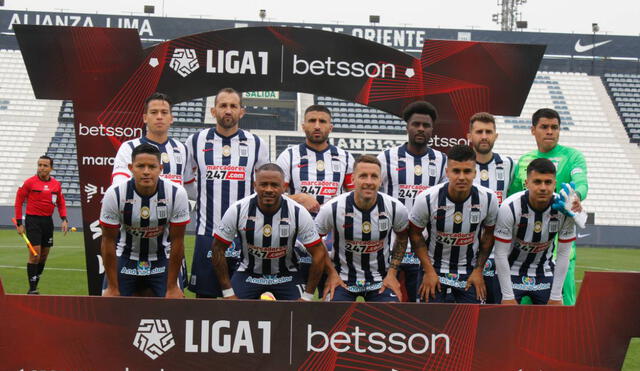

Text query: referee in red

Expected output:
[14,155,69,294]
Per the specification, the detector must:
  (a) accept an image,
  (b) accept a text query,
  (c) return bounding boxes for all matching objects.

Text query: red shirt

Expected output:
[15,175,67,220]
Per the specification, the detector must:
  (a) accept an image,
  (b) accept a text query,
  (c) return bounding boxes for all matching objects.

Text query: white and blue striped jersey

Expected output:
[214,194,321,275]
[112,137,192,185]
[99,178,190,261]
[315,192,409,285]
[185,128,269,236]
[377,144,447,263]
[409,183,499,275]
[474,153,514,205]
[277,143,355,207]
[378,144,447,207]
[494,191,576,277]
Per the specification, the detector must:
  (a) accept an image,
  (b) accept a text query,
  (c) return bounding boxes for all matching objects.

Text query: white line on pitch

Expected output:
[576,265,640,272]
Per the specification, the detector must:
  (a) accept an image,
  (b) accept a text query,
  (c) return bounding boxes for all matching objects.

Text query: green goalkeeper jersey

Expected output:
[509,144,588,200]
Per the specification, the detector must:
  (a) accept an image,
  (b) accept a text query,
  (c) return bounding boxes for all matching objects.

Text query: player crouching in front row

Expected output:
[211,164,327,301]
[494,158,577,305]
[100,144,190,297]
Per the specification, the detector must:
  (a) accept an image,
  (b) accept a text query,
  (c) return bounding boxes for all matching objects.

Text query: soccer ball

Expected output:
[260,291,276,301]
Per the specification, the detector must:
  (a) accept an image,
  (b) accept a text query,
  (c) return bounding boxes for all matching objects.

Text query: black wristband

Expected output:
[61,217,68,222]
[16,219,22,226]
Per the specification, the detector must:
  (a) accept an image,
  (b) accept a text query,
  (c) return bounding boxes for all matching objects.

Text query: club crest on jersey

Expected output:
[263,224,272,237]
[362,221,372,234]
[379,218,389,231]
[470,210,480,224]
[453,212,463,224]
[157,206,168,219]
[548,220,559,233]
[317,160,325,171]
[140,206,151,219]
[428,163,437,177]
[480,169,489,181]
[161,152,170,163]
[279,224,290,237]
[222,145,232,157]
[496,167,505,181]
[414,165,423,176]
[534,221,542,233]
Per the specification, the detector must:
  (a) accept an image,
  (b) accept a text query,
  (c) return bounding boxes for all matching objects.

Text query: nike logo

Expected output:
[202,148,214,152]
[574,39,612,53]
[577,233,591,238]
[297,164,308,168]
[395,167,406,171]
[389,293,397,297]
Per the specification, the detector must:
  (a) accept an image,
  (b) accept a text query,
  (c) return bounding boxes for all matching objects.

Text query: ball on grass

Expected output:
[71,227,77,232]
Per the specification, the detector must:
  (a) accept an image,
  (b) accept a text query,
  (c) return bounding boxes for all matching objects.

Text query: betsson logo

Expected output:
[78,123,142,137]
[307,325,450,355]
[293,54,414,79]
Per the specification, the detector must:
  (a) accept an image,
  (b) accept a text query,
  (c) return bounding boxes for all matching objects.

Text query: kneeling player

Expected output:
[211,164,326,301]
[100,144,190,298]
[409,145,498,303]
[316,155,409,302]
[494,158,576,305]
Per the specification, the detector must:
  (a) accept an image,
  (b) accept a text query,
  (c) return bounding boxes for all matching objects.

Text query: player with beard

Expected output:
[185,87,269,298]
[276,104,354,296]
[466,112,514,304]
[377,101,447,302]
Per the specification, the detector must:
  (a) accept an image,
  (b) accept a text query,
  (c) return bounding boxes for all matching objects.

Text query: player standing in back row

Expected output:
[276,104,354,294]
[467,112,514,304]
[377,101,447,302]
[186,87,269,298]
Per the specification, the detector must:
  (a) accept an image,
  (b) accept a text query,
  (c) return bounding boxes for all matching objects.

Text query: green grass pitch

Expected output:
[0,228,638,368]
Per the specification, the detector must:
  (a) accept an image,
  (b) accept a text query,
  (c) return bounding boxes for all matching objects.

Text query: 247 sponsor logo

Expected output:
[398,184,428,199]
[435,232,474,246]
[300,181,339,196]
[205,165,246,181]
[247,244,288,259]
[344,239,384,254]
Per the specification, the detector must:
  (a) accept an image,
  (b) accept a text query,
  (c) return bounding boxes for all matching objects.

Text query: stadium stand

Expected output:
[316,95,405,133]
[602,73,640,144]
[0,49,62,206]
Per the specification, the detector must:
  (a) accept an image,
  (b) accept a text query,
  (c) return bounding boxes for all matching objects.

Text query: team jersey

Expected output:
[214,194,321,275]
[186,128,269,236]
[474,153,514,205]
[99,178,190,261]
[509,144,588,200]
[409,183,499,275]
[378,144,447,207]
[494,191,576,277]
[15,175,67,220]
[277,143,354,206]
[315,192,409,285]
[112,137,192,185]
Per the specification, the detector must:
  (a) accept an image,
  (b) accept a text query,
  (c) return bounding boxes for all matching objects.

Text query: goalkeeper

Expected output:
[509,108,588,305]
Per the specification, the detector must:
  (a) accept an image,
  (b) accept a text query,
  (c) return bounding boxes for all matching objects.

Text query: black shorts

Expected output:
[25,215,54,248]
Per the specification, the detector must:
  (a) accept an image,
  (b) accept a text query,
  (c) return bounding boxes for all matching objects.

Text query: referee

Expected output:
[14,155,69,294]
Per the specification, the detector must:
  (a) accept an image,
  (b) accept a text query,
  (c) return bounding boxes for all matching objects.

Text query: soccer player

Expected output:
[100,144,190,298]
[186,87,269,298]
[377,100,447,302]
[111,92,193,290]
[467,112,515,304]
[14,155,68,294]
[211,163,326,300]
[509,108,588,305]
[316,155,409,302]
[276,104,354,294]
[409,145,499,303]
[495,158,576,305]
[112,92,192,186]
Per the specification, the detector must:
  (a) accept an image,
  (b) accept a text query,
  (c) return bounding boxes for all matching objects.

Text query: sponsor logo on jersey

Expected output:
[435,231,475,246]
[247,244,288,259]
[344,239,384,253]
[300,180,339,196]
[205,165,246,181]
[514,239,551,253]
